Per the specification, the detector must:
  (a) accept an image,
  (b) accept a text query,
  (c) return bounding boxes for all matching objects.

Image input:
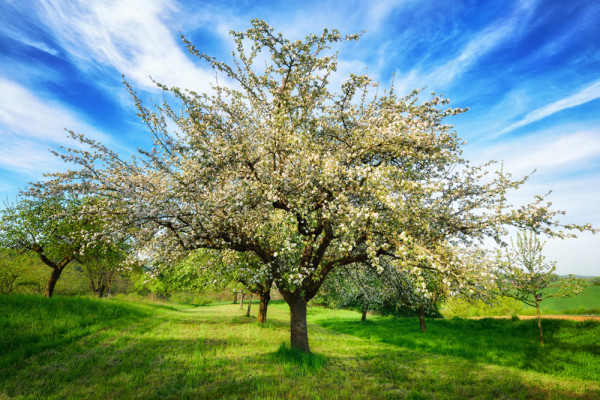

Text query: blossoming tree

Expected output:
[43,20,593,352]
[498,231,587,345]
[0,193,124,297]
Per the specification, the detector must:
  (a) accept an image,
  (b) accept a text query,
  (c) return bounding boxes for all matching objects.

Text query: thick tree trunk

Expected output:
[233,292,238,304]
[44,267,63,298]
[257,290,270,324]
[535,298,544,346]
[285,294,310,353]
[418,307,427,332]
[361,306,368,322]
[246,293,253,316]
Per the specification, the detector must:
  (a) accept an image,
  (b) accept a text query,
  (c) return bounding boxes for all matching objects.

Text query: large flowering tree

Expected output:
[43,20,593,352]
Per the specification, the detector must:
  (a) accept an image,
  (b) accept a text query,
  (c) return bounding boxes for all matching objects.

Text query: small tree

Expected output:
[82,245,128,297]
[317,263,385,321]
[378,260,446,332]
[499,231,586,345]
[0,193,122,297]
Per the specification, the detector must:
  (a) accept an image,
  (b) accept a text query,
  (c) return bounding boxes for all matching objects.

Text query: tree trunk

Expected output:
[285,294,310,353]
[97,284,106,298]
[535,298,544,346]
[257,290,270,324]
[418,307,427,332]
[246,293,253,316]
[361,306,368,322]
[240,293,245,309]
[107,275,113,296]
[233,292,238,304]
[44,267,63,298]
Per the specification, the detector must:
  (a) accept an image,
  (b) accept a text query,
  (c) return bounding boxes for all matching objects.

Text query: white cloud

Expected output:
[469,129,600,178]
[0,77,115,175]
[496,79,600,137]
[37,0,217,93]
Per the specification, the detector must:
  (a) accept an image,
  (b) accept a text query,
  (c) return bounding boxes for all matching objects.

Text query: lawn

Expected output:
[1,295,598,399]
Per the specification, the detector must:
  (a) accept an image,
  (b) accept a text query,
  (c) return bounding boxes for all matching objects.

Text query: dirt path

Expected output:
[471,315,600,321]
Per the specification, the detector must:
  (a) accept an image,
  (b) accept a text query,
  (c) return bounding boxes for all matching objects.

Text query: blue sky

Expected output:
[1,0,599,275]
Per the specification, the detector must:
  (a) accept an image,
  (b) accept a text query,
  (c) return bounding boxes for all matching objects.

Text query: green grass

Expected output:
[442,285,600,317]
[1,295,599,399]
[539,286,600,313]
[311,311,600,381]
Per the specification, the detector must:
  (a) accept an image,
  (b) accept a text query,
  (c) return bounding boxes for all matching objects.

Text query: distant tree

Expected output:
[499,231,586,345]
[82,245,129,297]
[0,249,25,294]
[588,277,600,286]
[41,20,595,352]
[378,259,446,332]
[182,249,274,323]
[317,263,385,321]
[0,193,123,297]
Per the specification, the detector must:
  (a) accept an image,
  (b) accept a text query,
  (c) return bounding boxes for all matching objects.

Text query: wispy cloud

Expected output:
[37,0,216,93]
[465,126,600,177]
[495,79,600,137]
[0,77,114,175]
[393,0,538,93]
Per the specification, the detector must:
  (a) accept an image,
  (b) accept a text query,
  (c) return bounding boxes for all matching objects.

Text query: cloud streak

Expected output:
[393,0,538,94]
[0,77,114,175]
[496,79,600,137]
[38,0,216,93]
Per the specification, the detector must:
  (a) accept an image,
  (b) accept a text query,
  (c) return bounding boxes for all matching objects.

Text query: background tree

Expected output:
[82,244,129,297]
[498,230,587,345]
[43,20,594,352]
[0,193,121,297]
[378,259,446,332]
[317,263,385,321]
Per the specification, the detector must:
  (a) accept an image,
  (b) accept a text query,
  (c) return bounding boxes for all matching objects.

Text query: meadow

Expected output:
[441,285,600,318]
[1,295,599,399]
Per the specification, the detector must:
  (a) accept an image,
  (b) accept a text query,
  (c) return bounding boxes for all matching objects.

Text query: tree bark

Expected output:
[246,293,253,316]
[418,307,427,332]
[361,306,368,322]
[240,293,245,309]
[44,267,63,298]
[284,294,310,353]
[535,298,544,346]
[107,275,113,296]
[257,290,270,324]
[233,292,238,304]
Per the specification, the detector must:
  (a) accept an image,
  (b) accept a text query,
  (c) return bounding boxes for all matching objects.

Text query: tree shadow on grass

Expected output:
[1,324,598,399]
[314,316,600,382]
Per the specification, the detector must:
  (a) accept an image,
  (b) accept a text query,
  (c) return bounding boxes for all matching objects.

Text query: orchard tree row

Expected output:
[1,20,593,352]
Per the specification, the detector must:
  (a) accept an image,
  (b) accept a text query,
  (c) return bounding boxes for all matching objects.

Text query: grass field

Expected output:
[442,285,600,317]
[1,295,599,399]
[539,285,600,313]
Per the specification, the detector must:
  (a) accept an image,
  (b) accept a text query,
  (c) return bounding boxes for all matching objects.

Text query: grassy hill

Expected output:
[538,285,600,313]
[1,295,599,399]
